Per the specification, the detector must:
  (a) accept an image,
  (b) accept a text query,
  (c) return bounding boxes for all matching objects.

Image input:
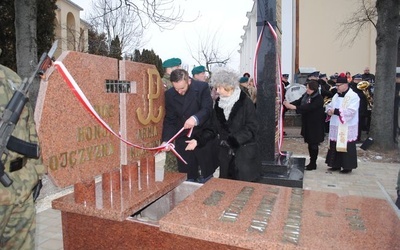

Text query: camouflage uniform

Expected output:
[162,73,173,90]
[0,64,46,250]
[161,74,178,172]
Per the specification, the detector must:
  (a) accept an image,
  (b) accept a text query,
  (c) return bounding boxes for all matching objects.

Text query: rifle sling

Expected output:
[7,135,39,158]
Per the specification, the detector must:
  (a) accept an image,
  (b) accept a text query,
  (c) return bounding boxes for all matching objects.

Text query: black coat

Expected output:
[214,91,259,182]
[291,92,325,144]
[349,82,369,116]
[318,79,334,99]
[162,79,216,179]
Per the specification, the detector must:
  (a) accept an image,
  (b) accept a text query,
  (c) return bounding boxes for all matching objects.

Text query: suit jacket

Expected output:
[162,79,213,143]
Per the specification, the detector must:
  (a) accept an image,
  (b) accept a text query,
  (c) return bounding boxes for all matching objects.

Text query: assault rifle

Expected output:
[0,41,57,188]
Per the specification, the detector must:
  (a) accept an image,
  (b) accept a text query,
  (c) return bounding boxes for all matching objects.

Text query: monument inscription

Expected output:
[35,52,166,187]
[37,51,187,222]
[35,52,121,187]
[160,178,400,249]
[220,186,254,222]
[247,187,279,233]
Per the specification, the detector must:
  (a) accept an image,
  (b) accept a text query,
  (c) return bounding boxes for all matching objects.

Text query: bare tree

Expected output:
[188,31,233,77]
[90,0,186,30]
[337,0,377,46]
[87,0,196,55]
[339,0,399,151]
[56,24,89,53]
[89,0,146,54]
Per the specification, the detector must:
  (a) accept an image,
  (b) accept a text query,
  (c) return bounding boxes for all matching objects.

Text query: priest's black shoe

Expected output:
[340,169,352,174]
[305,164,317,171]
[327,167,340,171]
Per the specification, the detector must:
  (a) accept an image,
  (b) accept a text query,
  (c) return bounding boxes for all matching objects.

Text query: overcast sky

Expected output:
[72,0,253,71]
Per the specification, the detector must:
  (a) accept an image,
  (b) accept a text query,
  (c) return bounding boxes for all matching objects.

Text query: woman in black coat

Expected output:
[211,68,259,182]
[283,80,325,170]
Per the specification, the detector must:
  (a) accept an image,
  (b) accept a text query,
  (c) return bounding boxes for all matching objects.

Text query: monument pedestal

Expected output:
[56,178,240,250]
[54,178,400,249]
[257,151,305,188]
[59,204,240,250]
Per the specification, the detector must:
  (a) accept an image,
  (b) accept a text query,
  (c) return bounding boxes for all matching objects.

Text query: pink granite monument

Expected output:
[35,52,400,250]
[35,51,186,220]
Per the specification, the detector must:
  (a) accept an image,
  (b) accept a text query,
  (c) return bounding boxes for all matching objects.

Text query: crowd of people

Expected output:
[162,55,384,180]
[161,58,390,182]
[1,50,399,248]
[281,66,400,175]
[281,69,377,173]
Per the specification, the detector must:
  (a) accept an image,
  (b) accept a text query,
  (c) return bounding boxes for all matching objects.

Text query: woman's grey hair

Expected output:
[210,67,240,88]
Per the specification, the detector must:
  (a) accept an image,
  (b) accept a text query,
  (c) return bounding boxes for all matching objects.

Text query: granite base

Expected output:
[56,178,400,250]
[60,211,242,250]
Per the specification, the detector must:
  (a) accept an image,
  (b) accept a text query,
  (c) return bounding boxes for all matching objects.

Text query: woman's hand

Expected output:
[185,139,198,151]
[283,101,295,110]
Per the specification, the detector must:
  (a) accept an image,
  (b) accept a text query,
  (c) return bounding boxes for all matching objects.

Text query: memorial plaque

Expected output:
[36,51,187,221]
[160,178,400,249]
[36,52,168,188]
[121,60,164,165]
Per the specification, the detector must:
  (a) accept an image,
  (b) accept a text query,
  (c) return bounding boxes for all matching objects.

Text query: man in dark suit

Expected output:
[162,69,217,182]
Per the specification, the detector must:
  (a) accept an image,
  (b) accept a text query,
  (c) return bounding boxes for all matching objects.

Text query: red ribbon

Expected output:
[53,61,191,164]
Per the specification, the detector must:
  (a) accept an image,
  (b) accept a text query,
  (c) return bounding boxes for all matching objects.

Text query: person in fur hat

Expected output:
[211,68,259,182]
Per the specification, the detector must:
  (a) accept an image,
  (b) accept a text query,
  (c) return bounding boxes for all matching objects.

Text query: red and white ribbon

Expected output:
[53,61,192,164]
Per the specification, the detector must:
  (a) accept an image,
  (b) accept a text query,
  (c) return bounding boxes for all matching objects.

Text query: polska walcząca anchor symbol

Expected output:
[136,68,164,125]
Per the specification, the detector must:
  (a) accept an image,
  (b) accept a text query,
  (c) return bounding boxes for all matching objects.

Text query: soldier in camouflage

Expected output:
[161,58,182,90]
[0,64,47,249]
[161,58,182,173]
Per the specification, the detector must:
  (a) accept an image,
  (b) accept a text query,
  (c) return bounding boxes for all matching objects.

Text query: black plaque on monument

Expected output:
[255,0,305,188]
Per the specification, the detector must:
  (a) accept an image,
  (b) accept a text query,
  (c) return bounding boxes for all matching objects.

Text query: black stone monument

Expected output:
[255,0,305,188]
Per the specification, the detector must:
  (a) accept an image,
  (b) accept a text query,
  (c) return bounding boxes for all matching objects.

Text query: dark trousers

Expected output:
[218,147,235,180]
[175,137,218,180]
[308,143,319,166]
